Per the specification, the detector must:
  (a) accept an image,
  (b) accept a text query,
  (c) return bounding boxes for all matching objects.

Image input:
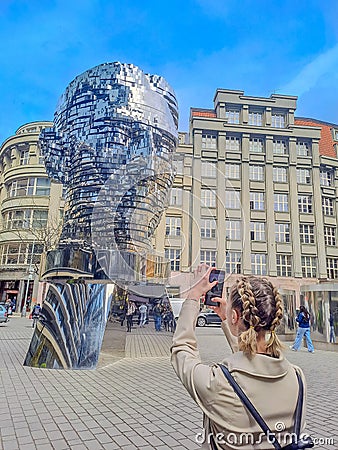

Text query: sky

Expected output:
[1,0,338,144]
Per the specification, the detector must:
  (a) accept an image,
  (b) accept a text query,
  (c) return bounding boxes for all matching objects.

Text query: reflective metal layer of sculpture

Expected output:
[24,62,178,369]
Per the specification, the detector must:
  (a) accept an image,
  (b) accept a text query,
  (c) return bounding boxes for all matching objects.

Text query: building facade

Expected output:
[0,122,64,312]
[153,89,338,341]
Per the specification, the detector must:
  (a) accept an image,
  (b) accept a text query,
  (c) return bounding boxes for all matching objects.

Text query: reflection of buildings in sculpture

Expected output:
[0,122,64,311]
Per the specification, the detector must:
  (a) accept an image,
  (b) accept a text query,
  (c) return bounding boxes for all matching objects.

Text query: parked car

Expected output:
[196,309,222,327]
[0,304,8,324]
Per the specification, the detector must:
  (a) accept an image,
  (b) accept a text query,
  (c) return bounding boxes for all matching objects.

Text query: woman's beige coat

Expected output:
[171,299,307,449]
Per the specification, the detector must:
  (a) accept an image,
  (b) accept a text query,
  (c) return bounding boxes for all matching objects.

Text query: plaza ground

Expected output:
[0,316,337,450]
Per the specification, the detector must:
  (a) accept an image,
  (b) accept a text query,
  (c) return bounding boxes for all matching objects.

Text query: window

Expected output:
[322,197,334,216]
[225,164,240,180]
[297,141,311,157]
[225,252,241,274]
[20,149,29,165]
[225,135,240,151]
[201,133,217,149]
[200,250,216,266]
[297,168,311,184]
[301,256,317,278]
[271,114,285,128]
[274,193,288,212]
[251,254,267,275]
[7,178,50,198]
[225,109,240,124]
[38,153,45,165]
[320,169,334,187]
[248,111,263,126]
[201,189,216,208]
[249,165,264,181]
[4,209,48,230]
[250,222,265,241]
[273,167,287,183]
[201,162,217,178]
[201,218,216,238]
[225,190,241,209]
[250,192,264,210]
[165,217,181,236]
[299,224,314,244]
[275,223,290,243]
[225,220,241,240]
[0,243,43,265]
[165,248,180,271]
[170,188,182,206]
[298,195,312,214]
[276,255,292,277]
[273,139,287,155]
[327,258,338,279]
[324,226,336,246]
[249,137,264,153]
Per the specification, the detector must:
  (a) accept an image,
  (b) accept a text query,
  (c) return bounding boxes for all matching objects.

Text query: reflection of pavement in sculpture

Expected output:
[24,63,178,369]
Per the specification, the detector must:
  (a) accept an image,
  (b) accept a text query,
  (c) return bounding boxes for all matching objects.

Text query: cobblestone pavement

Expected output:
[0,317,337,450]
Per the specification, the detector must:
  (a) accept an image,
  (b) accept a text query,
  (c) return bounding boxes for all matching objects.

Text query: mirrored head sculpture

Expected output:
[24,62,178,369]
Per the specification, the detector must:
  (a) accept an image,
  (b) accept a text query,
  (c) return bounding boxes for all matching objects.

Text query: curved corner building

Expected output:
[24,62,178,369]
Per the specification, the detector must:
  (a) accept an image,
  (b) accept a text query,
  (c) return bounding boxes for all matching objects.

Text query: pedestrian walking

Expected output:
[31,303,41,328]
[290,305,314,353]
[153,303,162,331]
[329,313,336,344]
[171,264,313,449]
[139,303,147,327]
[126,301,136,332]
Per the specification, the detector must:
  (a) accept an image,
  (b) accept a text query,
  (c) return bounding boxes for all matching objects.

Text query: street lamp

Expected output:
[21,241,35,317]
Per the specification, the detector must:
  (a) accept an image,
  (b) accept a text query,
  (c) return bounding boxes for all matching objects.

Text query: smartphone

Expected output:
[204,270,225,307]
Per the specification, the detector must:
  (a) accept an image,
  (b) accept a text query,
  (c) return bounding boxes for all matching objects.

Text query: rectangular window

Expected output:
[165,217,181,236]
[250,192,264,210]
[200,218,216,238]
[273,167,287,183]
[164,248,180,271]
[297,141,311,157]
[276,255,292,277]
[170,188,182,206]
[320,169,334,187]
[201,189,216,208]
[273,139,287,155]
[327,258,338,279]
[301,256,317,278]
[299,224,315,244]
[271,114,285,128]
[0,242,42,266]
[251,254,267,275]
[225,252,241,274]
[225,109,240,124]
[200,250,217,267]
[249,137,264,153]
[201,162,217,178]
[36,178,51,196]
[201,133,217,149]
[275,223,290,243]
[225,164,240,180]
[250,222,265,241]
[7,178,50,198]
[249,165,264,181]
[298,195,313,214]
[324,226,336,246]
[225,220,241,241]
[274,193,288,212]
[297,168,311,184]
[322,197,334,216]
[20,150,30,165]
[225,136,240,151]
[225,190,241,209]
[248,111,263,126]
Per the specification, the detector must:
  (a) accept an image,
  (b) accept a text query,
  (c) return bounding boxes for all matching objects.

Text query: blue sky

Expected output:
[1,0,338,144]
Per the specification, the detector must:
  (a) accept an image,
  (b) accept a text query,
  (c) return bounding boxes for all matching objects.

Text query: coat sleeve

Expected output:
[170,300,224,410]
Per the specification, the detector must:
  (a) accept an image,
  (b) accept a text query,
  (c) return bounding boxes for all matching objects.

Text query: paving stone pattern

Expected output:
[0,318,337,450]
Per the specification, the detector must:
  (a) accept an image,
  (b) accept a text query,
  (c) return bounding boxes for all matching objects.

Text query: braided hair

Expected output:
[230,277,284,358]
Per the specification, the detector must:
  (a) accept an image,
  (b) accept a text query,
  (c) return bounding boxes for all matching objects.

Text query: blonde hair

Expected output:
[230,277,284,358]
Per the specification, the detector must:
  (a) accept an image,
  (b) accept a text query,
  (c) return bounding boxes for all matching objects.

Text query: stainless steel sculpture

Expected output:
[24,62,178,369]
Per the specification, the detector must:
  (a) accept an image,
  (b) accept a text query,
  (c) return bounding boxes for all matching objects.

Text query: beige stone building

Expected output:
[0,122,64,312]
[154,89,338,309]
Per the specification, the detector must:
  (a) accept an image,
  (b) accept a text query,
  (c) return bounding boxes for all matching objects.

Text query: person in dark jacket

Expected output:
[329,313,336,344]
[290,305,314,353]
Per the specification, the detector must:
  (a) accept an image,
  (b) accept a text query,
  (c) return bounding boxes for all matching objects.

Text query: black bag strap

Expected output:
[219,364,306,450]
